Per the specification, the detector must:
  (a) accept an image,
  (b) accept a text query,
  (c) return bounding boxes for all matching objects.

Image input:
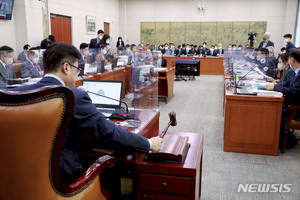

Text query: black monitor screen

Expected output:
[0,0,14,20]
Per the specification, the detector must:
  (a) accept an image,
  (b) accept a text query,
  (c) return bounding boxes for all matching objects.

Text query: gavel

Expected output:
[159,111,177,138]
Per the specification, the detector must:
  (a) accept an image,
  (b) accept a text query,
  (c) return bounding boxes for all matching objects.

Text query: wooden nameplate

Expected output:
[147,135,189,162]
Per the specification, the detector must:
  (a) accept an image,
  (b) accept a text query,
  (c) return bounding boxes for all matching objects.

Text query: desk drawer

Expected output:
[137,173,192,195]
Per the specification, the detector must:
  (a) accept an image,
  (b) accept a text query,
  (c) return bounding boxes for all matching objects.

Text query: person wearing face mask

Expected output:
[258,32,274,49]
[206,45,217,56]
[283,34,296,53]
[161,43,169,54]
[21,50,42,78]
[267,53,294,83]
[78,43,90,64]
[95,44,108,66]
[157,49,167,67]
[256,48,276,78]
[265,48,300,148]
[175,45,182,56]
[202,42,208,52]
[116,36,125,49]
[102,34,111,53]
[89,30,105,50]
[217,43,224,55]
[0,46,16,87]
[123,44,132,57]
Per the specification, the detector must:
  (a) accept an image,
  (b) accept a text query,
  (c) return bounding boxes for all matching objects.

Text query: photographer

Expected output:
[248,32,257,47]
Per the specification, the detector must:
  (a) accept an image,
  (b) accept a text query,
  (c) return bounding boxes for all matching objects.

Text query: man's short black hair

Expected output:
[79,43,89,50]
[0,46,14,57]
[280,47,286,51]
[289,48,300,63]
[48,35,56,42]
[23,44,30,50]
[259,48,269,55]
[97,30,104,34]
[283,34,292,39]
[27,50,37,57]
[43,42,81,74]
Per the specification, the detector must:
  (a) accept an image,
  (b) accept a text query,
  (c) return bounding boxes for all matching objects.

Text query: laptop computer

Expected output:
[82,80,123,117]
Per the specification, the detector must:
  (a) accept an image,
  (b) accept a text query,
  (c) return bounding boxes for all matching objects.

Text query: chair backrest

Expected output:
[0,86,114,200]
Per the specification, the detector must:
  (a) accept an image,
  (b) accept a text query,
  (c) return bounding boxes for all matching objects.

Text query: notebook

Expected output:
[82,80,123,117]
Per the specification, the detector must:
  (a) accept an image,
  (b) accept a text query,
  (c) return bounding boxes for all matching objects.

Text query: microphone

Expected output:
[78,86,135,119]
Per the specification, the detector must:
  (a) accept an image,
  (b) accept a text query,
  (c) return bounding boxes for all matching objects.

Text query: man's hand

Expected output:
[266,76,275,82]
[149,136,163,152]
[265,83,274,90]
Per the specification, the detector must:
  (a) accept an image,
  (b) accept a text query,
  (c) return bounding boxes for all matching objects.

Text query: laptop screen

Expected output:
[82,80,123,108]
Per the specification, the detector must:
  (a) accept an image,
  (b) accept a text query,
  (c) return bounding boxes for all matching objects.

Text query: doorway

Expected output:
[104,22,110,35]
[50,14,72,44]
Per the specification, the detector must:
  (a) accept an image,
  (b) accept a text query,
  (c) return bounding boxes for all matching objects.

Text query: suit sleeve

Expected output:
[21,63,32,78]
[72,90,150,153]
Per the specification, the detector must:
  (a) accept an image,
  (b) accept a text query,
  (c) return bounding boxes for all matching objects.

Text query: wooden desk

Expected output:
[158,67,175,104]
[164,56,224,75]
[136,132,203,200]
[224,89,283,155]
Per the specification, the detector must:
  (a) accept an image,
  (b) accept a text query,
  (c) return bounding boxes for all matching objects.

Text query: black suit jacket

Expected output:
[116,41,125,48]
[258,40,274,49]
[286,42,296,53]
[89,38,101,49]
[10,76,150,184]
[40,39,49,49]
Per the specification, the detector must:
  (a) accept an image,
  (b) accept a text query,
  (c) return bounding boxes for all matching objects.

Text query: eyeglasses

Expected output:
[63,61,81,75]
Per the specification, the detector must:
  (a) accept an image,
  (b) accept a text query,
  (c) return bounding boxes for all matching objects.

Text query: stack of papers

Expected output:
[254,90,283,97]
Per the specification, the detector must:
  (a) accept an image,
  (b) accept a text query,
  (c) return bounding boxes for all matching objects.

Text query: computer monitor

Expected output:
[96,60,105,73]
[82,80,123,109]
[77,63,85,77]
[112,58,118,70]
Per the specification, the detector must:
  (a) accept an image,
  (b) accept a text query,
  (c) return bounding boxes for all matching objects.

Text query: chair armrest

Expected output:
[66,155,116,193]
[285,105,300,130]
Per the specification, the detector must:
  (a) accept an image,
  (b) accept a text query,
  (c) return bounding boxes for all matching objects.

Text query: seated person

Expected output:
[21,50,42,78]
[10,42,163,185]
[267,46,276,67]
[197,45,205,55]
[78,43,89,64]
[202,42,208,52]
[257,48,276,78]
[0,46,16,87]
[280,47,286,54]
[267,53,295,83]
[181,44,193,55]
[265,48,300,147]
[17,44,30,61]
[216,43,224,55]
[123,44,133,57]
[94,44,107,65]
[157,49,167,67]
[206,45,217,56]
[175,45,182,56]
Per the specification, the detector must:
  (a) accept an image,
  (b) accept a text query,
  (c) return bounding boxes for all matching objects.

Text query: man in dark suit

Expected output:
[0,46,16,88]
[283,34,296,53]
[17,44,31,61]
[89,29,105,49]
[266,48,300,147]
[257,48,276,78]
[206,45,217,56]
[258,32,274,49]
[20,50,42,78]
[10,42,163,185]
[40,35,56,49]
[78,43,89,64]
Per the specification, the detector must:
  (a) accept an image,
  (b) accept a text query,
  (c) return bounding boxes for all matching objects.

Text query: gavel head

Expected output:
[168,111,177,126]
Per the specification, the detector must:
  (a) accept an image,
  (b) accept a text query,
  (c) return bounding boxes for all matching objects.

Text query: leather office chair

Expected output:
[0,86,116,200]
[282,105,300,153]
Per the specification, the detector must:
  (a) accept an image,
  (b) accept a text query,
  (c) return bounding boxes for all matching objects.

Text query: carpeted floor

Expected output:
[157,75,300,200]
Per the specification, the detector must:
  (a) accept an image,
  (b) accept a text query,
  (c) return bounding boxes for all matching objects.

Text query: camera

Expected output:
[248,32,257,47]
